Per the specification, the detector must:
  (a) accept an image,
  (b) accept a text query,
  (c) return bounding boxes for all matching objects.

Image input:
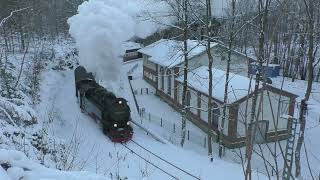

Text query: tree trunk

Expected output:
[292,33,305,82]
[295,0,315,177]
[245,1,269,179]
[220,0,235,158]
[180,0,189,147]
[205,0,214,161]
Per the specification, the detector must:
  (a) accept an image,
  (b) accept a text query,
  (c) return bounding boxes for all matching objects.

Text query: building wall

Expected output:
[200,94,208,122]
[123,49,142,62]
[176,82,228,135]
[198,93,229,135]
[157,65,175,99]
[158,80,294,148]
[236,90,291,138]
[180,46,251,76]
[143,55,157,71]
[213,47,250,77]
[143,56,158,88]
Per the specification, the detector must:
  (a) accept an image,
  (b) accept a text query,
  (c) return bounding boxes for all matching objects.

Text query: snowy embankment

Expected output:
[0,38,110,179]
[0,149,109,180]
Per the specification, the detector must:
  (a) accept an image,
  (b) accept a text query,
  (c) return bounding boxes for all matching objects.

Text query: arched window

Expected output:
[212,104,220,129]
[160,67,164,90]
[167,69,171,95]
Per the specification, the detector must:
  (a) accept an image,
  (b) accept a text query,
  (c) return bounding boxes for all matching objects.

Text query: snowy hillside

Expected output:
[0,149,110,180]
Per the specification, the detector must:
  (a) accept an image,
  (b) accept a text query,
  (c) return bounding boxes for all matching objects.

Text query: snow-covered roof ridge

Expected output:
[123,41,142,50]
[176,66,256,103]
[138,39,218,68]
[215,43,257,61]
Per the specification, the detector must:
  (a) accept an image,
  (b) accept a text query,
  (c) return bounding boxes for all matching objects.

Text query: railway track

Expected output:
[121,139,201,180]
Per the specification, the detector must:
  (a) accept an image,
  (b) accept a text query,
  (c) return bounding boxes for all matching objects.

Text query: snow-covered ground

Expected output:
[0,38,267,179]
[34,53,267,179]
[2,38,319,179]
[0,149,110,180]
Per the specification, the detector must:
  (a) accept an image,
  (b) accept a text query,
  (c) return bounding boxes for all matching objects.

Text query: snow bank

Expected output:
[0,97,36,126]
[0,149,113,180]
[68,0,174,90]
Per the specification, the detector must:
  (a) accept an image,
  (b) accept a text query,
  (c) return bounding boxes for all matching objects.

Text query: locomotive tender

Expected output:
[74,66,133,142]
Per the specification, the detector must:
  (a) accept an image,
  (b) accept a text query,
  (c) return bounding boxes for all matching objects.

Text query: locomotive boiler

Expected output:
[74,66,133,142]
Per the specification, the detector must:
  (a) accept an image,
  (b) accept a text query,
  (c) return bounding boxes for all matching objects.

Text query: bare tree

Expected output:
[295,0,316,177]
[204,0,214,161]
[180,0,190,147]
[245,0,271,179]
[219,0,236,158]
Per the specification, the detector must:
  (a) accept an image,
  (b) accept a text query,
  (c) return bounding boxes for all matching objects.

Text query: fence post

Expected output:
[160,118,163,127]
[148,113,151,121]
[146,88,149,94]
[173,123,176,133]
[204,137,207,148]
[187,130,190,140]
[141,88,143,95]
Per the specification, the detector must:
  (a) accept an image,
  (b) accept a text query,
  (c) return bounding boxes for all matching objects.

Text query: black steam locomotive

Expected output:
[74,66,133,142]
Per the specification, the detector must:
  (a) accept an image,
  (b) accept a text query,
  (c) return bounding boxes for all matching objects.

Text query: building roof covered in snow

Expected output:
[176,66,297,103]
[123,41,142,50]
[176,66,257,103]
[138,39,218,68]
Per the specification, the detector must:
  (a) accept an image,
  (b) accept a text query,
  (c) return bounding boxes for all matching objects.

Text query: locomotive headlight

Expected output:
[127,121,130,125]
[119,100,122,104]
[113,123,118,127]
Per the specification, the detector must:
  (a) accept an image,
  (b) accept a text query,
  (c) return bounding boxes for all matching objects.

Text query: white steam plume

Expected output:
[68,0,174,89]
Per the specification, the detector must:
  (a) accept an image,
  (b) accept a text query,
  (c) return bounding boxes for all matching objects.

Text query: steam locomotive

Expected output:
[74,66,133,142]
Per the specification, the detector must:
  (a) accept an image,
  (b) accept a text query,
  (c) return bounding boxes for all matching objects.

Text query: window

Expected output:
[124,51,138,57]
[167,69,172,95]
[212,105,220,129]
[279,100,289,116]
[249,120,269,144]
[186,90,191,107]
[160,67,164,90]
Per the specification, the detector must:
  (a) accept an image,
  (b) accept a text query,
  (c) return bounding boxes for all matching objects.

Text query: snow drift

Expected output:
[0,149,112,180]
[68,0,173,90]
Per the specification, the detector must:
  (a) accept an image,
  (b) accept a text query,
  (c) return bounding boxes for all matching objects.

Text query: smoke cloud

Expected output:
[68,0,173,89]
